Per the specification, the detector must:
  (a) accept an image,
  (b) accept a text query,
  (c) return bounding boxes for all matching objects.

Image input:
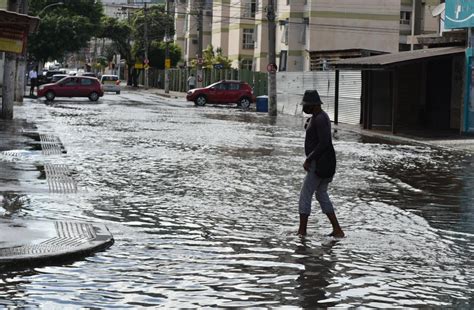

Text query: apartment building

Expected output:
[172,0,444,72]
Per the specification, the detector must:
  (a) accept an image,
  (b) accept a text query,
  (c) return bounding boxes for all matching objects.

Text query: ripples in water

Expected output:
[1,98,472,308]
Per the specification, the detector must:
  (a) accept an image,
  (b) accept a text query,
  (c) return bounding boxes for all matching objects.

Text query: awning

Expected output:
[0,9,40,54]
[0,9,40,33]
[331,46,465,70]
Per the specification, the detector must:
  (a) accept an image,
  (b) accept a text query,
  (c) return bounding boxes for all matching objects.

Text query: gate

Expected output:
[276,71,361,125]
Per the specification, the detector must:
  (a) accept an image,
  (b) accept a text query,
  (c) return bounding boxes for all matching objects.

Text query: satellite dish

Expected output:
[432,3,446,17]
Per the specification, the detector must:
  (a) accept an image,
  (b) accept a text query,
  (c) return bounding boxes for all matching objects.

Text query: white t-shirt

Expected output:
[188,76,196,86]
[29,70,38,79]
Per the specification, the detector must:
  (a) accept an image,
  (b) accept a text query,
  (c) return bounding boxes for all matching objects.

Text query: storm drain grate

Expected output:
[0,150,24,161]
[40,134,65,155]
[44,163,78,193]
[0,222,97,257]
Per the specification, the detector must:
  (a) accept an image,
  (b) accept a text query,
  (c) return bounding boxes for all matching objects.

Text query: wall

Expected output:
[451,55,465,130]
[371,71,392,127]
[305,0,400,55]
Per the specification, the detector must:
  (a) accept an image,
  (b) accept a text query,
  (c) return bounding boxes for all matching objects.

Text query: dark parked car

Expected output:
[186,80,256,108]
[37,70,67,85]
[37,76,104,102]
[82,72,97,78]
[51,74,68,83]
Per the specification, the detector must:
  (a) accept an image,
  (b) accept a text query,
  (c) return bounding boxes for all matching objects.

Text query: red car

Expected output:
[186,80,256,108]
[37,76,104,102]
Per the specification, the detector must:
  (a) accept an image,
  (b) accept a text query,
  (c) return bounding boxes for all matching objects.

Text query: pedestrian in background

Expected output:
[187,73,196,90]
[297,90,344,238]
[29,67,38,97]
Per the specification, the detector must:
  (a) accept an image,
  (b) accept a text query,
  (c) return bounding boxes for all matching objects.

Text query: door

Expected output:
[426,59,451,129]
[227,83,241,103]
[208,82,227,103]
[56,77,79,97]
[79,78,94,96]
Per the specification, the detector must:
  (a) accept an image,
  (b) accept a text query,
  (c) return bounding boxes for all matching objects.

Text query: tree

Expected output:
[148,41,182,69]
[131,4,175,58]
[28,0,104,63]
[193,44,232,69]
[98,16,133,81]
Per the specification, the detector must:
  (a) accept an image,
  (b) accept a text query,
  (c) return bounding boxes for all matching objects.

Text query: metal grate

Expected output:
[40,134,65,155]
[0,150,24,161]
[44,163,78,193]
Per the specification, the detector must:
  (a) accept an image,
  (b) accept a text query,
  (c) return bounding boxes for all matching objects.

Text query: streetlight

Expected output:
[37,2,64,17]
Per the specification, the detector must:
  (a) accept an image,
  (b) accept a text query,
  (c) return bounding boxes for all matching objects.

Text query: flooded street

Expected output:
[2,92,473,308]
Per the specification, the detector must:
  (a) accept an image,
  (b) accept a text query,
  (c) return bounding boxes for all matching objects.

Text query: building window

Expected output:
[279,50,287,71]
[300,17,309,44]
[281,19,289,45]
[400,11,411,25]
[243,0,257,18]
[241,59,253,71]
[243,29,255,49]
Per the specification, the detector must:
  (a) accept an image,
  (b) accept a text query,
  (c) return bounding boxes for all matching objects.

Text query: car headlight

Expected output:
[39,85,44,90]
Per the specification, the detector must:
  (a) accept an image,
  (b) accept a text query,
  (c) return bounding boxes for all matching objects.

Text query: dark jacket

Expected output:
[305,110,332,161]
[304,110,336,178]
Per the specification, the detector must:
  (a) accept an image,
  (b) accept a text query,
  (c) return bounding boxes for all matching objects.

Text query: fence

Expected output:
[147,68,268,97]
[276,71,361,125]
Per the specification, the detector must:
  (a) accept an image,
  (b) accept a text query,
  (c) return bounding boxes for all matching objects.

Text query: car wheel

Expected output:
[89,92,99,102]
[239,97,251,109]
[45,91,55,101]
[195,95,207,106]
[116,91,120,95]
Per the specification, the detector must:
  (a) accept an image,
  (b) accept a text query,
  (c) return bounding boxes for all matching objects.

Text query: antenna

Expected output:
[432,2,446,17]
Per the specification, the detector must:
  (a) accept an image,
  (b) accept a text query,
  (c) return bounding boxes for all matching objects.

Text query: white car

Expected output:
[100,75,121,94]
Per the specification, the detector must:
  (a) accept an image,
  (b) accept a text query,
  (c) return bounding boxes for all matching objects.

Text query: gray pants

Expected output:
[299,160,334,215]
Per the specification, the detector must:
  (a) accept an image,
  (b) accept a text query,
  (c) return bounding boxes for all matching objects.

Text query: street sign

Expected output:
[197,58,203,65]
[165,58,171,69]
[445,0,474,29]
[267,63,277,73]
[213,64,223,69]
[144,58,149,65]
[134,63,144,69]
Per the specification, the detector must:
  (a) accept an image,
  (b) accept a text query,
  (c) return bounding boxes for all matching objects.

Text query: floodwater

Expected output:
[1,92,473,308]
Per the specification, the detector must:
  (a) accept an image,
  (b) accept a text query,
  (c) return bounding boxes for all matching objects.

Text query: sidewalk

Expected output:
[0,115,114,269]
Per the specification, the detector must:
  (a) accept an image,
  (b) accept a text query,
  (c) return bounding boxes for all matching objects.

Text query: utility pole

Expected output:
[267,0,277,116]
[144,2,149,89]
[164,0,170,93]
[2,0,19,119]
[196,0,203,88]
[410,0,416,51]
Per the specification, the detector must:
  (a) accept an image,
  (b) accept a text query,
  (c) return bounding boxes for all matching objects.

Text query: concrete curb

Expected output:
[0,220,114,269]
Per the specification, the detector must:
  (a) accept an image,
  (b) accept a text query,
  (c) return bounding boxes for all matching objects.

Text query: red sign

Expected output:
[144,58,149,64]
[267,63,278,73]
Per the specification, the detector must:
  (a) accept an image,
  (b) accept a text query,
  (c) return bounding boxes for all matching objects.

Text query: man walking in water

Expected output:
[298,90,344,238]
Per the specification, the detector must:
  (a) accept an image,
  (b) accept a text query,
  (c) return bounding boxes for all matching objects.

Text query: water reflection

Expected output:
[293,239,338,307]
